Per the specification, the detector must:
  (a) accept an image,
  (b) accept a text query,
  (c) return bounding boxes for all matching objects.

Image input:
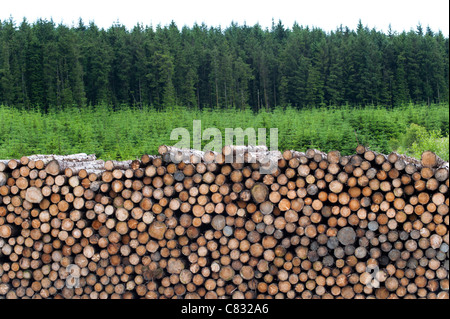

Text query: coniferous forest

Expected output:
[0,18,448,110]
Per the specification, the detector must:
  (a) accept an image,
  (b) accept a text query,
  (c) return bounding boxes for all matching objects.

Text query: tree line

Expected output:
[0,18,448,111]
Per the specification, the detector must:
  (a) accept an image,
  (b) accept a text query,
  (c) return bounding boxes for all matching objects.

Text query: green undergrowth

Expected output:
[0,103,448,161]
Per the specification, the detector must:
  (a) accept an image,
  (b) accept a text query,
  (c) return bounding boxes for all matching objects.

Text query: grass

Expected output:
[0,103,448,161]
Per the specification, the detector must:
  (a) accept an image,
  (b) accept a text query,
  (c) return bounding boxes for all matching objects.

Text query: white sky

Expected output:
[1,0,449,35]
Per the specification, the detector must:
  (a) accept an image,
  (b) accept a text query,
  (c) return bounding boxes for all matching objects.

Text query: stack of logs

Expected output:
[0,145,448,299]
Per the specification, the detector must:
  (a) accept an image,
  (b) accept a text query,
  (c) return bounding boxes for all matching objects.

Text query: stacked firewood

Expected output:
[0,145,448,299]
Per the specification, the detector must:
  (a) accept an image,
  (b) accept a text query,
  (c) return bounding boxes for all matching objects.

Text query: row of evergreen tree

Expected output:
[0,18,448,111]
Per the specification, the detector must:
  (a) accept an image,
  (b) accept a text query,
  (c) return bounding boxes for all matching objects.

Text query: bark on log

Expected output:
[0,172,7,186]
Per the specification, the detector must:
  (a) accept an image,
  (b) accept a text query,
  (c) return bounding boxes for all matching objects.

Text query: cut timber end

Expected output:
[45,160,61,176]
[327,150,341,164]
[0,225,12,238]
[356,145,366,155]
[158,145,170,155]
[251,183,269,204]
[435,167,449,182]
[131,160,141,170]
[329,180,344,194]
[25,186,43,204]
[104,160,115,171]
[148,221,167,240]
[337,227,356,246]
[211,215,226,231]
[421,151,437,168]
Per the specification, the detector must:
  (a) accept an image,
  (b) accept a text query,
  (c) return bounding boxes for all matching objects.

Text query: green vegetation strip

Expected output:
[0,103,448,161]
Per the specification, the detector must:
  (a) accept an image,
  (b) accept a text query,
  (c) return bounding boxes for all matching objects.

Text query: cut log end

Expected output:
[421,151,437,168]
[158,145,169,155]
[148,221,167,240]
[45,160,61,176]
[337,227,356,246]
[0,225,12,238]
[25,186,43,204]
[251,183,269,204]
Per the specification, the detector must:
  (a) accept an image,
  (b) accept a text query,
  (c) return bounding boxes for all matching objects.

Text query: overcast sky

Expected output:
[1,0,449,35]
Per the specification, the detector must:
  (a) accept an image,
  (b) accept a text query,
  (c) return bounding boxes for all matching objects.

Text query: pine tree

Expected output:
[0,19,449,110]
[0,41,15,105]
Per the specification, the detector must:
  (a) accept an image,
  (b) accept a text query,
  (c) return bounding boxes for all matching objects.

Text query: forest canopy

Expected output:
[0,18,448,111]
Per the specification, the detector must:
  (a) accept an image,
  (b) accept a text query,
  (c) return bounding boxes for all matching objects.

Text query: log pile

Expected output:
[0,145,448,299]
